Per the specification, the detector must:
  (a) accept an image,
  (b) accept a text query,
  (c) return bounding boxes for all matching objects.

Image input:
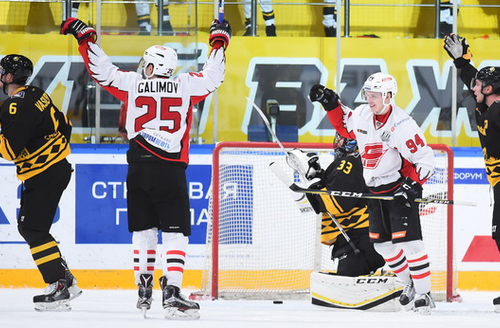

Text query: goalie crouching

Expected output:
[287,134,402,311]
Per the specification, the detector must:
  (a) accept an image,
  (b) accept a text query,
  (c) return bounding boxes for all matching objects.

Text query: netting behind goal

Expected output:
[193,142,456,302]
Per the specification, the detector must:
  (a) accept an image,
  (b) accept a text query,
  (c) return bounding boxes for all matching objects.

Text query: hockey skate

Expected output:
[33,279,71,312]
[62,258,82,301]
[414,292,435,315]
[493,295,500,313]
[399,280,416,311]
[136,274,154,317]
[160,276,200,320]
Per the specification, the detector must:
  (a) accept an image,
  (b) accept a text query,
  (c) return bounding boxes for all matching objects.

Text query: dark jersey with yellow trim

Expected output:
[459,63,500,187]
[306,153,369,245]
[0,86,72,181]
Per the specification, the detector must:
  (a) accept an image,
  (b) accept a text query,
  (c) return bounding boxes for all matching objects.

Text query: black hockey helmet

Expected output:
[472,66,500,95]
[0,54,33,85]
[332,132,357,158]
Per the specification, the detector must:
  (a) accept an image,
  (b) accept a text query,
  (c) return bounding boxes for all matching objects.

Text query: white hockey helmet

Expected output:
[361,72,398,100]
[140,45,178,78]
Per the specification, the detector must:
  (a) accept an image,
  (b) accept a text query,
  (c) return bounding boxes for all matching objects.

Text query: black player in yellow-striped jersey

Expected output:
[444,33,500,311]
[0,54,81,312]
[293,133,385,277]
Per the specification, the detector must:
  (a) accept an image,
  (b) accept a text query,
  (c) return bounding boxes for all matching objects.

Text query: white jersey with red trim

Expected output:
[79,42,225,164]
[336,103,435,188]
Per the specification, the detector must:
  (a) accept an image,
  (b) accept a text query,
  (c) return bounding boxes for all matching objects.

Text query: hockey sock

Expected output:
[132,228,158,284]
[375,243,412,285]
[407,252,431,295]
[161,232,188,288]
[30,236,64,284]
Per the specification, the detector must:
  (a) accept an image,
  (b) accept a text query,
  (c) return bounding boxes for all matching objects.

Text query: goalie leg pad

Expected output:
[310,272,403,312]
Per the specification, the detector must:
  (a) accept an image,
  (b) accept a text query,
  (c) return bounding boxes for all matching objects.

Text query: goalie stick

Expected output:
[246,97,286,152]
[269,161,477,206]
[326,211,361,255]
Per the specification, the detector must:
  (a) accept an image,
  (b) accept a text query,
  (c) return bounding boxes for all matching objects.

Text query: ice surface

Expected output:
[0,289,499,328]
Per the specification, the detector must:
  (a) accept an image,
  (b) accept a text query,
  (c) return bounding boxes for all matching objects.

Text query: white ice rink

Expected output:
[1,289,499,328]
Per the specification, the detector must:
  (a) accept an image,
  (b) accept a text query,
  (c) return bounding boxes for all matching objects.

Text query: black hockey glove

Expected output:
[393,177,422,208]
[309,84,339,111]
[209,19,232,50]
[61,17,97,44]
[443,33,472,68]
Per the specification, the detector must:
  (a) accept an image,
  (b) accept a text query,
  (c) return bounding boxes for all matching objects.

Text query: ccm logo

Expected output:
[355,278,390,284]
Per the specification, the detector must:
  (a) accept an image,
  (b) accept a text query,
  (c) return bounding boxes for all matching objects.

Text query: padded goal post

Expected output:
[192,142,457,302]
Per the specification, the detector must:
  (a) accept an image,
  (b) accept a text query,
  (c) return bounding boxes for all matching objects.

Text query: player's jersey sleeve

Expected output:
[183,47,226,104]
[79,41,140,103]
[326,102,357,139]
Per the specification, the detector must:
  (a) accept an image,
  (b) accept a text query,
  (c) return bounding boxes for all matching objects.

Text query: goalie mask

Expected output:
[472,66,500,96]
[286,149,322,181]
[333,132,357,158]
[140,45,178,78]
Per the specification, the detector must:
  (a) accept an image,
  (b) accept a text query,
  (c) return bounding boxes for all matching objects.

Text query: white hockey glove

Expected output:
[416,163,434,181]
[443,33,472,67]
[286,149,322,181]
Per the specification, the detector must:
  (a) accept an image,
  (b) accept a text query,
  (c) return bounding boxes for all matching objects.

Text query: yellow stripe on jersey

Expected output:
[0,134,17,161]
[320,206,370,246]
[484,154,500,187]
[319,191,344,215]
[14,131,70,181]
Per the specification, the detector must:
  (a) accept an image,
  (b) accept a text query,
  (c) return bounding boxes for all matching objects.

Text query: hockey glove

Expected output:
[309,84,339,111]
[286,149,322,181]
[393,177,422,208]
[61,17,97,44]
[443,33,471,68]
[209,19,232,50]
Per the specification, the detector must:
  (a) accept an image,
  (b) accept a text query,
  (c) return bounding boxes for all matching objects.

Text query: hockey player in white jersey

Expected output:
[61,17,231,319]
[309,73,436,315]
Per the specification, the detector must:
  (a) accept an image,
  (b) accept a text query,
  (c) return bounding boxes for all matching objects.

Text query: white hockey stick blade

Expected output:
[269,161,294,188]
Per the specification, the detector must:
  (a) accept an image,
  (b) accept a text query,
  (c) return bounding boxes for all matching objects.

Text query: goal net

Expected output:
[193,142,457,302]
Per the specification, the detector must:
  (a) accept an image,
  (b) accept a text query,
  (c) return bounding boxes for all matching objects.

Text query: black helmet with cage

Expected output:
[473,66,500,95]
[333,132,358,158]
[0,54,33,85]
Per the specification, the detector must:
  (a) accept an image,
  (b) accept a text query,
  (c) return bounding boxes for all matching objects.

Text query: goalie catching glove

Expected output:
[286,149,322,181]
[209,19,232,50]
[309,84,339,111]
[443,33,472,68]
[61,17,97,44]
[393,177,422,208]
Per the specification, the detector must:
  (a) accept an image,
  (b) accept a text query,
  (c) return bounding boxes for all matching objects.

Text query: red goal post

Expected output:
[194,142,457,302]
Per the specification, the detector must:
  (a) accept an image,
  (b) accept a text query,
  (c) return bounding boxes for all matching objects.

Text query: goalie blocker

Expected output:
[310,272,403,312]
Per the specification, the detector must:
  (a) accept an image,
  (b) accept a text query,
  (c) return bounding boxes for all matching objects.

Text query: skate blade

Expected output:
[141,306,148,318]
[400,300,415,312]
[495,305,500,313]
[34,300,71,312]
[164,307,200,320]
[416,306,432,315]
[68,285,83,301]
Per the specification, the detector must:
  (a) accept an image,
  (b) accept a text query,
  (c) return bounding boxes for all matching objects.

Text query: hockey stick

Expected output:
[269,162,477,206]
[218,0,224,21]
[325,211,361,255]
[246,97,286,152]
